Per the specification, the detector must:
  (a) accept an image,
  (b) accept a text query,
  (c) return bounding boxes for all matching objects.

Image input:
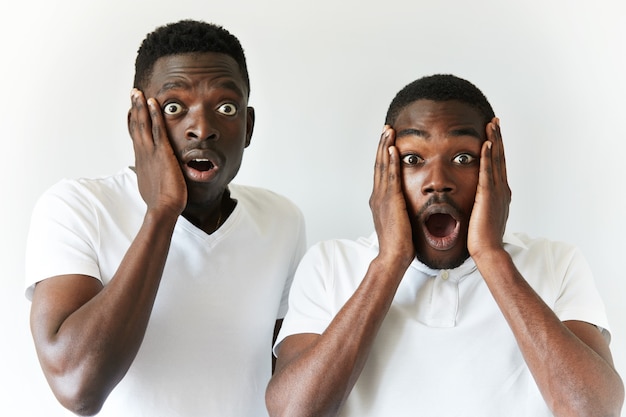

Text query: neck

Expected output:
[183,188,233,234]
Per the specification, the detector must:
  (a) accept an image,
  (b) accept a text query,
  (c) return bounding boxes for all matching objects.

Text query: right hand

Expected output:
[128,89,187,217]
[369,126,415,268]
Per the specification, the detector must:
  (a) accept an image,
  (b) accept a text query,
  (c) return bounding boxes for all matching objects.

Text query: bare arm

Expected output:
[469,119,624,417]
[266,127,415,417]
[29,90,187,416]
[272,319,283,374]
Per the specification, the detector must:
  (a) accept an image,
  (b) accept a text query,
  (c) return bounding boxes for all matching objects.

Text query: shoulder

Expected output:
[229,183,296,205]
[229,184,303,218]
[504,232,580,261]
[31,168,141,224]
[504,232,592,294]
[304,234,377,265]
[39,168,137,204]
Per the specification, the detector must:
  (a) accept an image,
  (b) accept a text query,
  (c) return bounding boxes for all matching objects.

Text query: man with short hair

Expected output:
[26,19,306,417]
[266,74,624,417]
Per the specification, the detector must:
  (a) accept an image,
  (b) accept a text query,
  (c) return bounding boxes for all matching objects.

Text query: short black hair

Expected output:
[385,74,495,126]
[133,19,250,96]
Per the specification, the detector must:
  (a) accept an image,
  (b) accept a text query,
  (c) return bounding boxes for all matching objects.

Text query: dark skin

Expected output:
[28,52,277,416]
[266,100,624,417]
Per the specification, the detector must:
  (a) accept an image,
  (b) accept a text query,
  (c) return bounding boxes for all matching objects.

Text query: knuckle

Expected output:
[369,195,379,209]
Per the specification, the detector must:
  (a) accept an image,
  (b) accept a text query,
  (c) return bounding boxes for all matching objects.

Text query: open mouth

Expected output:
[183,156,220,182]
[187,158,215,172]
[426,213,457,237]
[423,212,460,250]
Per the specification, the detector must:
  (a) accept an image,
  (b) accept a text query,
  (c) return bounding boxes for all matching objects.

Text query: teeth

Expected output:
[188,158,214,172]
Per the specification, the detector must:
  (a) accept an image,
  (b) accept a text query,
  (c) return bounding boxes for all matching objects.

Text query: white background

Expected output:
[1,0,624,415]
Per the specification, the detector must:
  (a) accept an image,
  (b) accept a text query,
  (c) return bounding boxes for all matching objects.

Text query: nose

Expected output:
[421,159,455,195]
[185,106,219,142]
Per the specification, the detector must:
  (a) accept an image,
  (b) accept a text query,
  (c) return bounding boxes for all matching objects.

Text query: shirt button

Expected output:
[441,270,449,280]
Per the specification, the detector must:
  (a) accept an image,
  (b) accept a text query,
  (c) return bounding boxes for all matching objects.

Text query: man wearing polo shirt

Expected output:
[266,74,624,417]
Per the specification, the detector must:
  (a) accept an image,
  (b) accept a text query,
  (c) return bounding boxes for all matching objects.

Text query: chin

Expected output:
[416,250,469,270]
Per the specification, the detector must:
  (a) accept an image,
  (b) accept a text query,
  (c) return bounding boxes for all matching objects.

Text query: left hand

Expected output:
[467,117,512,259]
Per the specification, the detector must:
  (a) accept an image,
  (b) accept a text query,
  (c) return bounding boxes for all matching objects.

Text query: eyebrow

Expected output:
[395,127,483,140]
[156,79,245,98]
[157,80,190,96]
[396,128,428,139]
[449,127,483,140]
[214,79,246,98]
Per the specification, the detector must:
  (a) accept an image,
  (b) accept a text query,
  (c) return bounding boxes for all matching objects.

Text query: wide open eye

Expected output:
[401,154,423,166]
[163,102,184,115]
[453,153,476,165]
[217,103,238,116]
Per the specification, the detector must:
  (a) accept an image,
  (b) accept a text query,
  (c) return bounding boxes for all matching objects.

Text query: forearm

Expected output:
[476,250,624,417]
[267,257,406,417]
[35,209,179,414]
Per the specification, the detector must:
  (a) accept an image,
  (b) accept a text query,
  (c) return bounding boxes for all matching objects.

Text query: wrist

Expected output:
[371,252,413,283]
[144,207,180,230]
[472,248,514,279]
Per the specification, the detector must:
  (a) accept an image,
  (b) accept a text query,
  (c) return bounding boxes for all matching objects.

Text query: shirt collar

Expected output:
[364,230,527,276]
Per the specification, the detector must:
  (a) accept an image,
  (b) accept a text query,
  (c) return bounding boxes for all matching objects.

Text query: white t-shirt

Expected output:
[276,232,611,417]
[25,167,307,417]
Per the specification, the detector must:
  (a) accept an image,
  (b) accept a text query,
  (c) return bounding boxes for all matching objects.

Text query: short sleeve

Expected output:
[276,207,308,319]
[551,244,612,339]
[24,181,102,300]
[274,242,336,353]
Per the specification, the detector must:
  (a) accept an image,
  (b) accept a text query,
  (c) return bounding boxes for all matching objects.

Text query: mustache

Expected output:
[415,194,465,219]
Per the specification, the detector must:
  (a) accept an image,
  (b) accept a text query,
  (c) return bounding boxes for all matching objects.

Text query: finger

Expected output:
[129,89,152,147]
[485,118,502,185]
[494,118,509,185]
[147,97,168,147]
[479,137,494,190]
[374,126,392,188]
[386,131,401,194]
[487,117,508,189]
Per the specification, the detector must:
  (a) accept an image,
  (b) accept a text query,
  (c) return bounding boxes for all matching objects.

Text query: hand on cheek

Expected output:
[129,89,187,216]
[370,126,415,267]
[468,118,511,259]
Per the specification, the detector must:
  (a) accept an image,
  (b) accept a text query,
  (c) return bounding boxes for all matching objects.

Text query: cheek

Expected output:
[161,122,183,149]
[401,172,427,214]
[458,173,479,212]
[401,167,425,188]
[461,170,479,190]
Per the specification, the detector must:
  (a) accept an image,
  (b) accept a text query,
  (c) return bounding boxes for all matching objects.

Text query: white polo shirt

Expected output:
[276,232,611,417]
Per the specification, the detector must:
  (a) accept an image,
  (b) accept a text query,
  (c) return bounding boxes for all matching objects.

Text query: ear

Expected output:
[127,109,132,137]
[245,106,255,148]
